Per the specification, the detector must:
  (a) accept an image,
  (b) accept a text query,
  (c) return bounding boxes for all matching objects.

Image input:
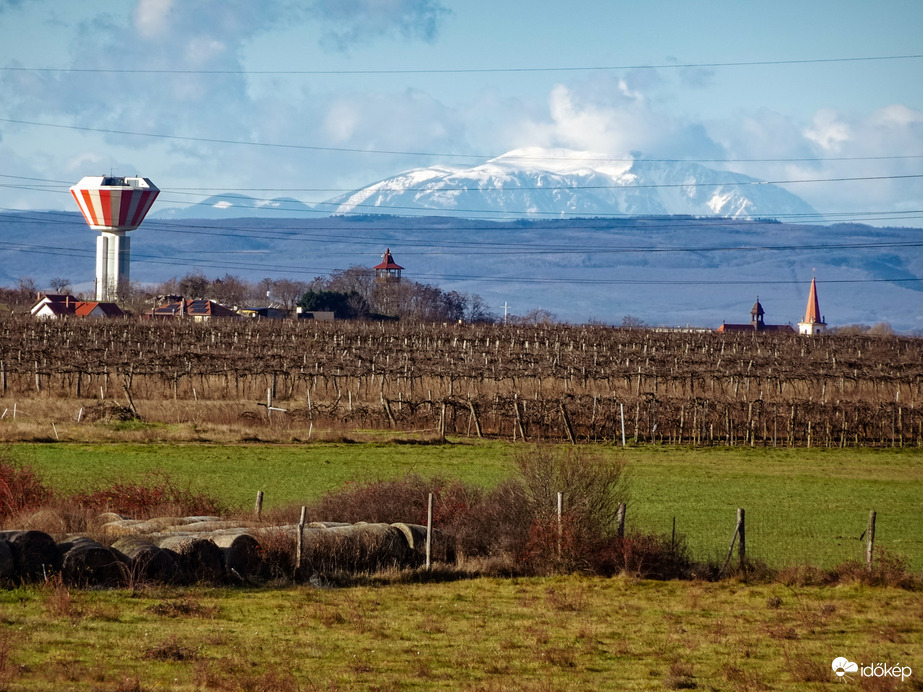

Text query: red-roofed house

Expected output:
[31,294,124,319]
[149,298,238,321]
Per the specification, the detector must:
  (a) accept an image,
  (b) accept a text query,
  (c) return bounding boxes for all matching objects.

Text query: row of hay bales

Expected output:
[0,515,450,587]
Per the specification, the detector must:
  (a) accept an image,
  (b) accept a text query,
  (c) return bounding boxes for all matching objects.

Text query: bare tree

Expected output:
[177,272,209,299]
[270,279,309,310]
[49,277,72,294]
[210,274,249,307]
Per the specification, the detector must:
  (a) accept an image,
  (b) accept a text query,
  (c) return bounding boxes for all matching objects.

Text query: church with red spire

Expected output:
[798,276,827,335]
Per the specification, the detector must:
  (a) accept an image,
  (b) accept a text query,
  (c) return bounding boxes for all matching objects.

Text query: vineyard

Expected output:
[2,314,922,446]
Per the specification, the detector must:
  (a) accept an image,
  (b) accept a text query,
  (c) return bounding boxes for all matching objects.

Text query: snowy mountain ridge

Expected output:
[328,147,818,219]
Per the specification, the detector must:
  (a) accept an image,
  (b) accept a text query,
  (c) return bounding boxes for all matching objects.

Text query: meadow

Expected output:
[1,573,920,690]
[13,440,923,572]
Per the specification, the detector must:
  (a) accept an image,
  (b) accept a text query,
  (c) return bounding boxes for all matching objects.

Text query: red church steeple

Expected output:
[798,276,827,335]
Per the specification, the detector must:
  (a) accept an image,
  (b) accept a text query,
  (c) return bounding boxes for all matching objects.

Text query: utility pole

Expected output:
[502,301,510,324]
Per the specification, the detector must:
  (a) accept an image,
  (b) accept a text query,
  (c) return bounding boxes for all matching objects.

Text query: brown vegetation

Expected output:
[1,315,921,446]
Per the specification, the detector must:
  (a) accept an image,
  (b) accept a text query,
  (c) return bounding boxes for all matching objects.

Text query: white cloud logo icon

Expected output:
[832,657,859,678]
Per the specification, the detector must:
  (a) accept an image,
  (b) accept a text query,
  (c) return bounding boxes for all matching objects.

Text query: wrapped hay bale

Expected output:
[391,523,428,567]
[390,523,455,566]
[58,536,125,587]
[111,536,183,585]
[300,523,409,574]
[308,521,352,529]
[100,518,147,537]
[0,530,60,582]
[208,532,263,581]
[166,519,250,533]
[156,535,225,584]
[23,509,69,534]
[0,540,13,582]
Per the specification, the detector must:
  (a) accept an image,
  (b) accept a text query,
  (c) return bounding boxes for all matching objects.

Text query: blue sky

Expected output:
[1,0,921,224]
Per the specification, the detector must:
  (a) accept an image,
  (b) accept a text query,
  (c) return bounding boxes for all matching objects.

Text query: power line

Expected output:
[2,53,922,75]
[2,240,920,286]
[2,119,922,168]
[3,209,923,260]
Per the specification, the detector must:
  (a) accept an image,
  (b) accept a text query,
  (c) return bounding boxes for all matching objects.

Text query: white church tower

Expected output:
[798,276,827,335]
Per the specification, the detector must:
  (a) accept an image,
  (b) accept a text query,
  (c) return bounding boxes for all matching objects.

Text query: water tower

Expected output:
[70,175,159,302]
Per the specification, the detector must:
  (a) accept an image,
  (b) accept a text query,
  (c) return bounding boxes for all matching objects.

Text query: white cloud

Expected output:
[311,0,451,51]
[134,0,174,39]
[804,109,851,151]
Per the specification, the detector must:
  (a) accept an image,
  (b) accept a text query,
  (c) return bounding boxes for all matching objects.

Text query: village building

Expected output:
[30,293,124,319]
[148,298,238,321]
[797,277,827,335]
[717,298,794,333]
[374,248,403,282]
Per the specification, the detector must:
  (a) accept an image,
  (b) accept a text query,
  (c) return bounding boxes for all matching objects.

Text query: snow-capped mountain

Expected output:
[327,147,817,219]
[153,194,314,219]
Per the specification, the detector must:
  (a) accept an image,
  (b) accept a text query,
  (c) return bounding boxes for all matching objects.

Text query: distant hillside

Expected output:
[0,211,920,332]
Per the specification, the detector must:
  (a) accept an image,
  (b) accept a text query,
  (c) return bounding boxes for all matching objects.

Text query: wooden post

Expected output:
[266,388,272,419]
[439,402,447,438]
[616,502,626,539]
[560,401,576,445]
[866,510,876,567]
[254,490,264,521]
[513,396,526,441]
[468,399,482,438]
[295,506,307,579]
[382,395,397,427]
[425,492,434,570]
[737,508,746,571]
[557,492,564,556]
[620,403,626,447]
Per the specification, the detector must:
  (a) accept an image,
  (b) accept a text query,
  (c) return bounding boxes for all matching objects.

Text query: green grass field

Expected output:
[1,576,920,690]
[14,440,923,571]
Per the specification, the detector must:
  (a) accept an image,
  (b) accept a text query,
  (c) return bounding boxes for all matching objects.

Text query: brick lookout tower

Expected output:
[70,176,159,302]
[798,276,827,335]
[374,248,404,282]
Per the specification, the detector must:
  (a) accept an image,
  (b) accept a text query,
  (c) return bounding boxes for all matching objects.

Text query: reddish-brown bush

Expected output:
[591,532,694,579]
[0,454,53,520]
[830,549,920,590]
[71,472,225,518]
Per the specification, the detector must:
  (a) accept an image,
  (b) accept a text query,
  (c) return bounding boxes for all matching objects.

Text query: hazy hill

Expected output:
[1,211,920,332]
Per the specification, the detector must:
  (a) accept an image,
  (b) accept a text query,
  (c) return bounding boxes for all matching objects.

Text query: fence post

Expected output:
[737,508,746,571]
[560,401,576,444]
[295,506,306,579]
[468,399,482,438]
[720,508,745,576]
[254,490,264,521]
[620,403,626,447]
[866,510,876,567]
[513,396,526,441]
[616,502,626,539]
[425,492,434,570]
[557,492,564,555]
